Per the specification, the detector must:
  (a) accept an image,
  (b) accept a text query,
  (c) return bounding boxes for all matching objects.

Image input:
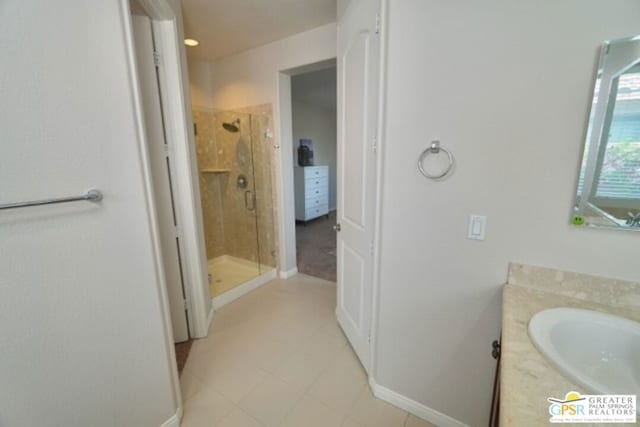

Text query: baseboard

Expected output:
[279,267,298,279]
[159,406,182,427]
[368,378,468,427]
[207,304,215,330]
[211,268,277,310]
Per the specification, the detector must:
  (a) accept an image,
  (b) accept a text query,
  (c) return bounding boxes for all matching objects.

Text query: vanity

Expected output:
[499,263,640,425]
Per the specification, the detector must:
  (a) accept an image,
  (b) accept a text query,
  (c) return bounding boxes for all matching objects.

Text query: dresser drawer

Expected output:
[305,185,328,200]
[294,165,330,221]
[305,204,328,220]
[305,176,328,191]
[305,194,328,208]
[303,166,328,179]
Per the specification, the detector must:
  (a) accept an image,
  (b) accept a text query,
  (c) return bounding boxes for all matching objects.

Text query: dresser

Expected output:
[294,166,329,221]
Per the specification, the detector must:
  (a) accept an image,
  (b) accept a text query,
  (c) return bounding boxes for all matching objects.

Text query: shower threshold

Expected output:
[208,255,276,309]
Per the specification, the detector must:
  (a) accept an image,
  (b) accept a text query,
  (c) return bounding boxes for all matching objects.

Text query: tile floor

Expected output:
[208,257,261,298]
[180,274,435,427]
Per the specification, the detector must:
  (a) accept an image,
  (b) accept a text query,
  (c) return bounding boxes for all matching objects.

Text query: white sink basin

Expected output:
[529,307,640,397]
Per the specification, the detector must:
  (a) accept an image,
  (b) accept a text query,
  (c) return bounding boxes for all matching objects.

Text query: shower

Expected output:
[193,108,277,303]
[222,118,240,133]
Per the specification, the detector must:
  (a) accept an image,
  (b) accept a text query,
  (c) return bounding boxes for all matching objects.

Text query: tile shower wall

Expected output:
[214,111,260,264]
[193,106,278,269]
[193,109,225,260]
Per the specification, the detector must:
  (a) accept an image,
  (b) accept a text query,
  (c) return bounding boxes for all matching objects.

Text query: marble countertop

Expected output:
[500,284,640,426]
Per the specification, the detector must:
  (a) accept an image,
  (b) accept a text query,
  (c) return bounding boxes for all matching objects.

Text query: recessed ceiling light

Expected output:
[184,38,199,47]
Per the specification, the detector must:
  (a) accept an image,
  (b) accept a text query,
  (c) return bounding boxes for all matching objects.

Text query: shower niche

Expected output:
[193,107,277,300]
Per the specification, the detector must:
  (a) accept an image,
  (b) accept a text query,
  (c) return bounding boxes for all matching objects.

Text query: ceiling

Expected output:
[181,0,336,61]
[292,66,337,110]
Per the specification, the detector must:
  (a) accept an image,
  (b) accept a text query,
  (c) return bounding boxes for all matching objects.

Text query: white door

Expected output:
[132,15,189,342]
[336,0,381,372]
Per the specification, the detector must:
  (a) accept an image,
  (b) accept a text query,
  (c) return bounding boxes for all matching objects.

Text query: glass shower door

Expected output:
[250,113,277,272]
[194,107,278,299]
[208,111,261,297]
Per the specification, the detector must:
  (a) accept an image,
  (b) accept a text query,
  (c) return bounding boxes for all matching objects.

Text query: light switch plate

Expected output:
[468,215,487,240]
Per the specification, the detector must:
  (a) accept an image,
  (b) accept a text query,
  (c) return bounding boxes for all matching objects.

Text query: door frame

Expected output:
[276,59,337,279]
[121,0,212,416]
[366,0,388,387]
[132,1,211,341]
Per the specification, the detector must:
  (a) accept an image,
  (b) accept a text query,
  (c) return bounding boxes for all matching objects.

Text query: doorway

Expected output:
[291,66,338,282]
[129,0,192,376]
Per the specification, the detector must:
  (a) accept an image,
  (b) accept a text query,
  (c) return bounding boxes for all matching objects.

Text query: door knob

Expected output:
[333,224,341,232]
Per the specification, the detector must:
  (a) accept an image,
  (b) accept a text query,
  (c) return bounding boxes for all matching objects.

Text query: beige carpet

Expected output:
[296,211,337,282]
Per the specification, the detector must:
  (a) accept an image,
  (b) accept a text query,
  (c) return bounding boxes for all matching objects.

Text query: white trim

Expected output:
[139,0,174,19]
[122,0,206,421]
[121,0,183,417]
[120,0,182,426]
[369,0,389,385]
[279,267,299,279]
[211,269,277,309]
[369,378,469,427]
[149,17,210,340]
[159,406,182,427]
[207,303,215,330]
[276,72,297,274]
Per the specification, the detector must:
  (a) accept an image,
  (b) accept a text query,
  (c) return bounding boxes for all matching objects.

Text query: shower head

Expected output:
[222,118,240,133]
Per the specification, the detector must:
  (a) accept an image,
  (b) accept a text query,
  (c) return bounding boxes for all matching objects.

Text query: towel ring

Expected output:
[417,141,454,180]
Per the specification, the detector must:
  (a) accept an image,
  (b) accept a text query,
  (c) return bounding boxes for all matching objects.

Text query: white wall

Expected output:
[375,1,640,426]
[0,1,180,425]
[206,23,336,110]
[337,0,352,20]
[192,23,336,273]
[292,98,337,210]
[188,58,214,110]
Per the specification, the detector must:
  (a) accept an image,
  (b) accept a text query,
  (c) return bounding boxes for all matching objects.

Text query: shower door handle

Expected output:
[244,190,256,211]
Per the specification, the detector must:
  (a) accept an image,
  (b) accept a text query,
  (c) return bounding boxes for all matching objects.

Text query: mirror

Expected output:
[573,36,640,230]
